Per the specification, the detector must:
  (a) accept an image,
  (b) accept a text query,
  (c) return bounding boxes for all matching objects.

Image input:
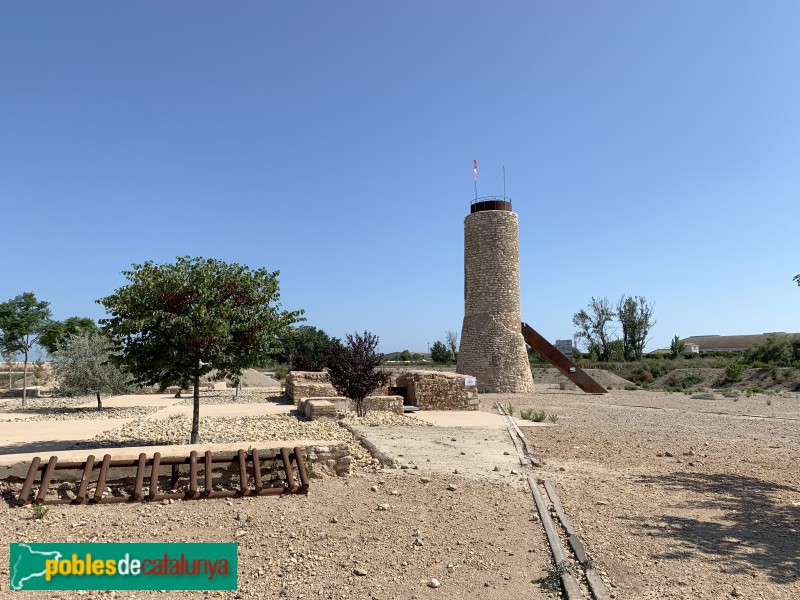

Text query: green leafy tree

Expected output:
[51,332,134,410]
[616,295,655,361]
[98,257,303,443]
[572,297,615,362]
[395,349,421,362]
[430,340,450,363]
[326,331,390,417]
[278,326,338,372]
[0,292,53,406]
[40,316,99,354]
[669,335,684,359]
[794,274,799,286]
[743,335,798,366]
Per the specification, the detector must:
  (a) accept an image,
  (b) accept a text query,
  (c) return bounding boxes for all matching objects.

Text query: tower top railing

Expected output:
[470,196,512,213]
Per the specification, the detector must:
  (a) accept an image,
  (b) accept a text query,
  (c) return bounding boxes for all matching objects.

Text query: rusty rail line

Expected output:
[496,402,542,467]
[17,447,309,507]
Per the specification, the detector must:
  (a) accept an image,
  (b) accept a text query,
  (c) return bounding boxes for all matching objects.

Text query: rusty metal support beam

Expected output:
[522,322,607,394]
[17,456,41,506]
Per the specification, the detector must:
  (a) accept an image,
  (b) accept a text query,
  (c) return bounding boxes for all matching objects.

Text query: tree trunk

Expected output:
[96,391,103,411]
[7,361,10,391]
[190,370,200,444]
[22,348,28,408]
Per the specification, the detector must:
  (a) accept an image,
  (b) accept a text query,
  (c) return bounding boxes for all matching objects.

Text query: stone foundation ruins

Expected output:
[286,370,478,412]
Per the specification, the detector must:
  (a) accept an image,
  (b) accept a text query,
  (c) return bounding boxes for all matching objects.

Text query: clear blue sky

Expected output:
[2,2,799,353]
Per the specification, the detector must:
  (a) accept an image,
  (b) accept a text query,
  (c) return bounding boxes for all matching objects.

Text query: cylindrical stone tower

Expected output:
[456,198,534,393]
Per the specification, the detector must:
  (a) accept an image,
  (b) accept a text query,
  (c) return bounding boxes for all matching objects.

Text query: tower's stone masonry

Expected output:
[457,207,534,393]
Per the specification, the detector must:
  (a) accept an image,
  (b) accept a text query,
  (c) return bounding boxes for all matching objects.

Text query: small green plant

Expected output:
[31,502,49,520]
[305,457,315,478]
[273,366,288,381]
[721,389,740,399]
[624,385,638,391]
[726,362,745,383]
[547,413,559,424]
[520,408,547,422]
[543,560,571,592]
[691,392,715,400]
[507,403,515,416]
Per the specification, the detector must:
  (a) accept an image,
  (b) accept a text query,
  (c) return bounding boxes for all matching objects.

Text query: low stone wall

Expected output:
[285,371,338,404]
[302,398,338,420]
[362,395,403,415]
[393,370,479,410]
[301,395,404,416]
[305,442,351,477]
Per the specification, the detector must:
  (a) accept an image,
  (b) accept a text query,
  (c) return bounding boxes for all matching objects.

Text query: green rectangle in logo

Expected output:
[10,543,237,590]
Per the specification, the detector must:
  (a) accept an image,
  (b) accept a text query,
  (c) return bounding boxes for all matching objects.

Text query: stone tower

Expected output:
[456,198,534,393]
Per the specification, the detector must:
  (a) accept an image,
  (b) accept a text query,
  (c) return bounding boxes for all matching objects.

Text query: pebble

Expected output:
[354,568,367,576]
[447,484,457,492]
[377,503,391,511]
[428,578,441,588]
[419,477,431,484]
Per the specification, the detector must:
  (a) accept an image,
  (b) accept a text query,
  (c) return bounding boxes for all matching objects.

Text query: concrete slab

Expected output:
[0,418,134,458]
[409,411,556,428]
[76,394,183,408]
[149,402,296,420]
[409,411,508,428]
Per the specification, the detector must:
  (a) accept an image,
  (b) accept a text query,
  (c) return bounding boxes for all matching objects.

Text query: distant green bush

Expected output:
[725,362,745,383]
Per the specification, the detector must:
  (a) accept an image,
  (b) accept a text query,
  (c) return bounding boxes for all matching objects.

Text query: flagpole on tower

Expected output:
[473,158,478,200]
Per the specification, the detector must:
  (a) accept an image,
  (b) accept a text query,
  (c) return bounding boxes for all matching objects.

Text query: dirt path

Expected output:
[1,386,798,598]
[484,388,800,599]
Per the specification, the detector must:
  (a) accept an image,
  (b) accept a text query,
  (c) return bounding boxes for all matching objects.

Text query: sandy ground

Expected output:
[482,386,800,600]
[0,384,798,599]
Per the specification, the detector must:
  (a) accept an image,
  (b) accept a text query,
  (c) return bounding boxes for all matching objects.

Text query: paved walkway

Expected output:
[409,410,554,429]
[0,418,135,459]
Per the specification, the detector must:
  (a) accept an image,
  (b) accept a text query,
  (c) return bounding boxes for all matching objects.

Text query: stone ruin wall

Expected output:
[285,371,338,404]
[285,371,388,405]
[286,370,476,411]
[393,370,478,410]
[456,210,534,394]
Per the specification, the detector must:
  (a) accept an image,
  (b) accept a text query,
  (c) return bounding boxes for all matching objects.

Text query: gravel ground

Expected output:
[175,389,285,405]
[482,388,800,600]
[70,414,430,474]
[0,470,557,600]
[1,384,798,598]
[0,395,98,409]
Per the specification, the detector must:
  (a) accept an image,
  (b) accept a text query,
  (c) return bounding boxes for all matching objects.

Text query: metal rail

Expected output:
[17,447,309,507]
